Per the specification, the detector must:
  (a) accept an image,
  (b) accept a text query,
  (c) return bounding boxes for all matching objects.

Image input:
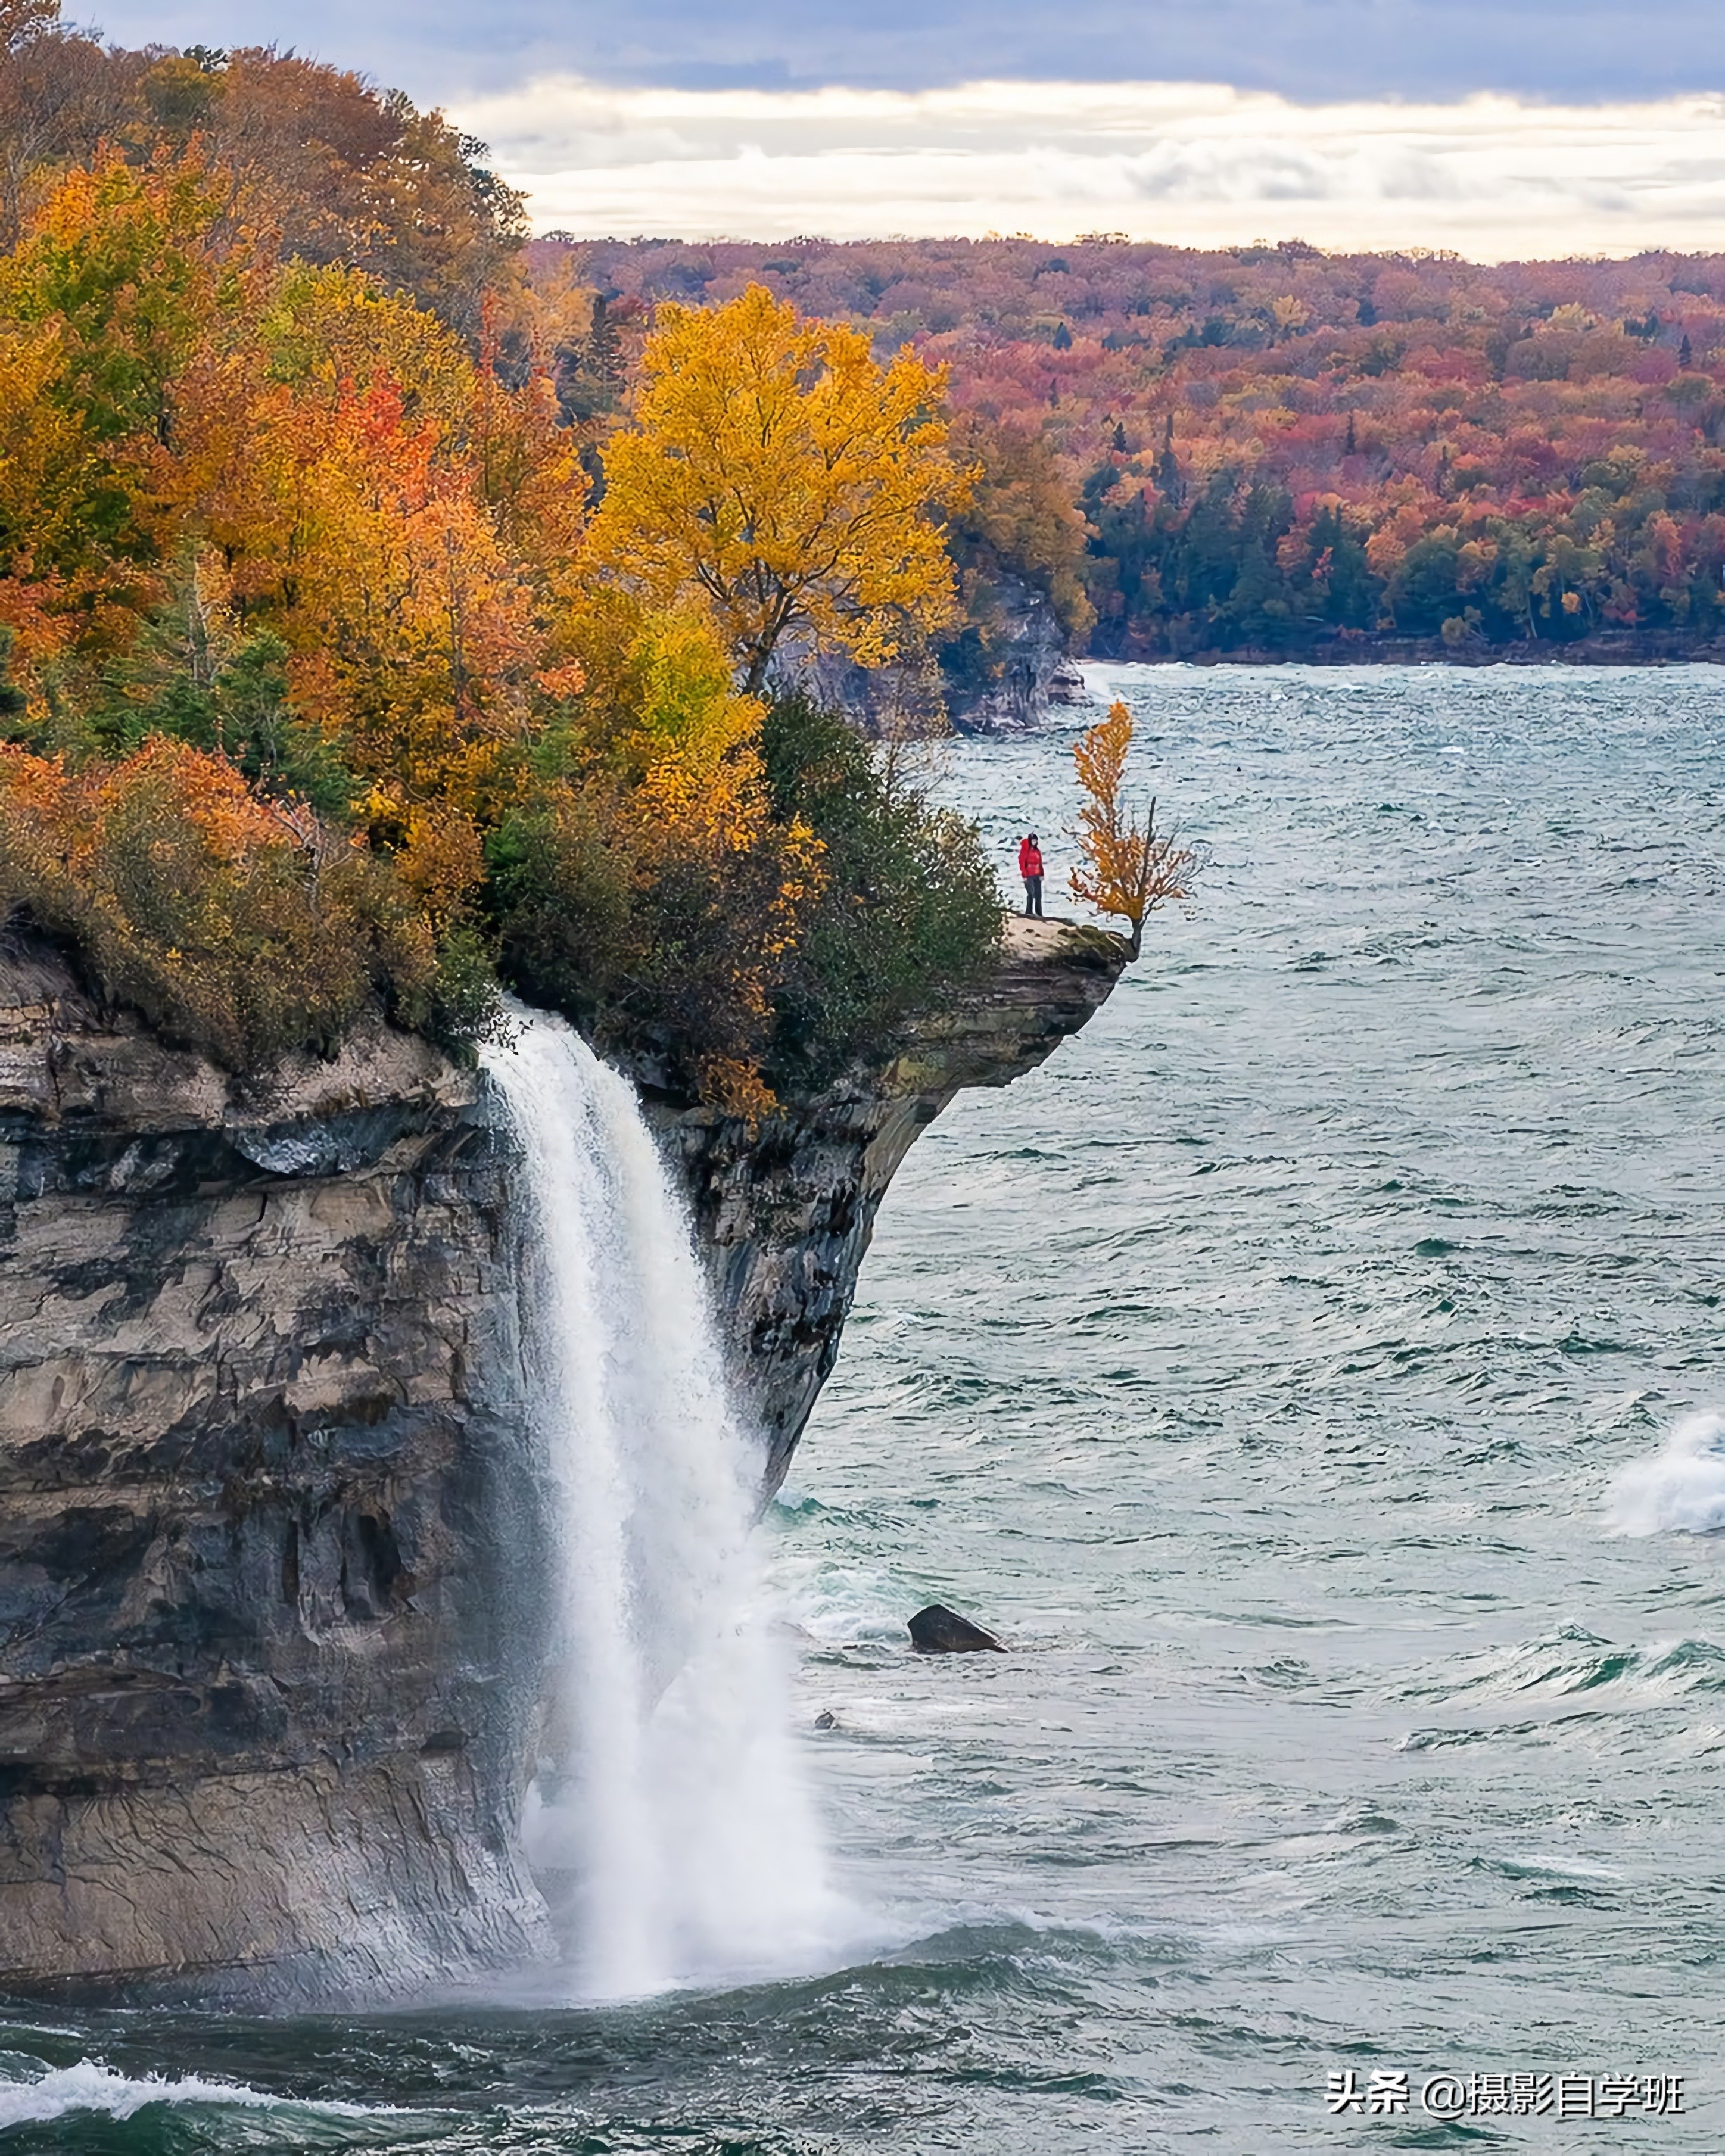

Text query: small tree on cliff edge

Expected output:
[583,284,969,697]
[1070,700,1202,959]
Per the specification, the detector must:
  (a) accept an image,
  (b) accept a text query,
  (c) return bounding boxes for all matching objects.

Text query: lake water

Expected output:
[4,664,1723,2152]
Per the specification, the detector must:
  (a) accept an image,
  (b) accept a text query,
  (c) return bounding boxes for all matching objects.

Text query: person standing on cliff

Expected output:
[1018,833,1045,918]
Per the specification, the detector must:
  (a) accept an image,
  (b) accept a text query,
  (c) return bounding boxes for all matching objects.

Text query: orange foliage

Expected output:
[562,234,1725,656]
[1069,701,1201,959]
[586,284,966,695]
[0,737,440,1063]
[0,102,999,1101]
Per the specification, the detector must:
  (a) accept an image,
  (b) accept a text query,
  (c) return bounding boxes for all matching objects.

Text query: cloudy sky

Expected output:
[88,1,1725,257]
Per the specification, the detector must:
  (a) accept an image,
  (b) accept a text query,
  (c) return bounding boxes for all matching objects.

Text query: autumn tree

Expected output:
[584,283,968,696]
[0,151,248,668]
[0,13,526,332]
[556,234,1725,662]
[194,50,528,336]
[487,599,824,1111]
[0,0,130,253]
[1069,700,1201,959]
[0,176,1009,1104]
[938,409,1095,708]
[0,736,461,1063]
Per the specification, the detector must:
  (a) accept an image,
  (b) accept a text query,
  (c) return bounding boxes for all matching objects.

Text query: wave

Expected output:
[0,2058,391,2130]
[1603,1410,1725,1536]
[771,1551,917,1647]
[1402,1623,1725,1706]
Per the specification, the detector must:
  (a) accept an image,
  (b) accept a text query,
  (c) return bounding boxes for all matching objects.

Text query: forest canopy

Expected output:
[0,5,1002,1106]
[558,235,1725,660]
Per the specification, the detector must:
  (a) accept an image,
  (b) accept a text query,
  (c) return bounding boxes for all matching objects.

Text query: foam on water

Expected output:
[1603,1412,1725,1537]
[0,2060,387,2128]
[487,1009,858,2001]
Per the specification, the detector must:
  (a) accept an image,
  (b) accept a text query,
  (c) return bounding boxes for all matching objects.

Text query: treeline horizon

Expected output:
[549,234,1725,663]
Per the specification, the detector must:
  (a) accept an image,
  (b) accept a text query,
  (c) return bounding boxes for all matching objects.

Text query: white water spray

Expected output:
[487,1009,843,1999]
[1603,1411,1725,1538]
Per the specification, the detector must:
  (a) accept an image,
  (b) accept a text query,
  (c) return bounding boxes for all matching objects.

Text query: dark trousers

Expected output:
[1023,875,1043,917]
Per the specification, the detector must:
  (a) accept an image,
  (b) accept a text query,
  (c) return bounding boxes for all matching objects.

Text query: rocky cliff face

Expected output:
[0,926,553,2000]
[942,574,1092,736]
[646,918,1129,1491]
[811,575,1092,736]
[0,915,1125,1998]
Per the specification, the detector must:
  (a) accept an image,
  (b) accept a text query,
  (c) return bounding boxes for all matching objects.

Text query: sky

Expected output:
[84,1,1725,258]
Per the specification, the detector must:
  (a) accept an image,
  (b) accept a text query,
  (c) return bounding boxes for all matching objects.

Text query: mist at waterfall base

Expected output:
[2,663,1722,2151]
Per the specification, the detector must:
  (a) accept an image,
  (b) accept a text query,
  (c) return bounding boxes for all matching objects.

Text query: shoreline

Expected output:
[1078,634,1725,671]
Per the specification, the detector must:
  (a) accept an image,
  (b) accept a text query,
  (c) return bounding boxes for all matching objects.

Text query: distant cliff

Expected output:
[0,916,1126,1997]
[810,573,1093,736]
[940,575,1093,735]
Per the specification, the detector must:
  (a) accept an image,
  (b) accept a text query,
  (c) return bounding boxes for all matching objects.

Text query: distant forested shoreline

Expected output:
[549,236,1725,670]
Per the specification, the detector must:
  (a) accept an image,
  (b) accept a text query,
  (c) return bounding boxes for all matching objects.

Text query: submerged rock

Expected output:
[908,1604,1007,1654]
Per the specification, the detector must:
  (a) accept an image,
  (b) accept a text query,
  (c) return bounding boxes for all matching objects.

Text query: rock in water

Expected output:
[908,1604,1006,1654]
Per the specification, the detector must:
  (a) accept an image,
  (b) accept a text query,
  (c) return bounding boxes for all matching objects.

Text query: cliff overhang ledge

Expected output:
[643,914,1130,1490]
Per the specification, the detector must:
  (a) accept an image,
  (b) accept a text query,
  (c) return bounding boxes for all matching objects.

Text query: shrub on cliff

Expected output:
[0,738,493,1066]
[485,607,824,1112]
[761,690,1001,1084]
[485,641,998,1102]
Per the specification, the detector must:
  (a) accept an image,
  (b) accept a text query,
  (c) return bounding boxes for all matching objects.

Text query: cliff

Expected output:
[810,574,1093,735]
[0,926,552,2000]
[0,914,1126,1998]
[941,574,1094,736]
[647,917,1129,1491]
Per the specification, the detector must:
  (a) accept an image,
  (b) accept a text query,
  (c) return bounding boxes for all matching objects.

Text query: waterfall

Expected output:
[486,1009,840,2000]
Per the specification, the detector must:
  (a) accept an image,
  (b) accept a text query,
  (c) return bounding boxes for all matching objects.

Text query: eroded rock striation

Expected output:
[645,917,1129,1492]
[943,574,1093,735]
[0,929,558,2000]
[0,914,1125,1997]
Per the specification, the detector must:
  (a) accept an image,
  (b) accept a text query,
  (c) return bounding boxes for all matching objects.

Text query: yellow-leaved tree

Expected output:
[584,283,968,696]
[1070,700,1202,959]
[487,597,825,1116]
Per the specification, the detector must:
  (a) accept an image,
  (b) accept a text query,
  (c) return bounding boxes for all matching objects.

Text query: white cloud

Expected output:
[450,77,1725,258]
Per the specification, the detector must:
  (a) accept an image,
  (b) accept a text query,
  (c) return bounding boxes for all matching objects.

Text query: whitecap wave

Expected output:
[0,2059,388,2130]
[1603,1412,1725,1537]
[777,1558,913,1646]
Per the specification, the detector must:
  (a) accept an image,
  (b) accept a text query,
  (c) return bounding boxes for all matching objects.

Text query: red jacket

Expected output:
[1019,837,1044,878]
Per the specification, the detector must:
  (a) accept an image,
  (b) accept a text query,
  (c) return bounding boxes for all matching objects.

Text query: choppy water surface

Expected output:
[4,665,1723,2153]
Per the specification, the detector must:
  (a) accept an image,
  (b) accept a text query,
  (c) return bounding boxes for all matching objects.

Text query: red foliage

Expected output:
[557,236,1725,653]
